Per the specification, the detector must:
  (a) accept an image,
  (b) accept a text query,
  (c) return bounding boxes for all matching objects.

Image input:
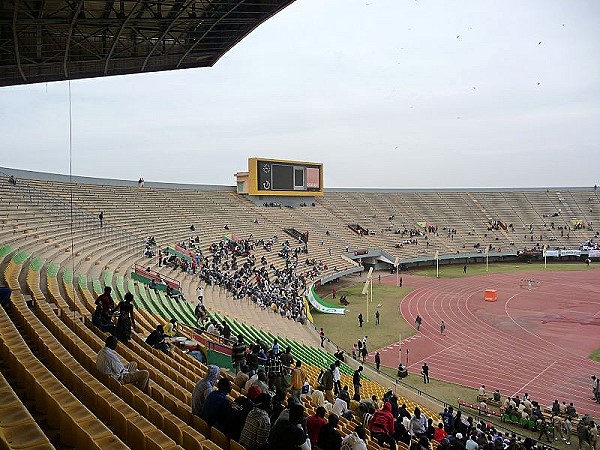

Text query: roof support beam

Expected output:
[104,0,144,75]
[176,0,243,68]
[12,0,28,82]
[63,0,85,78]
[141,0,195,71]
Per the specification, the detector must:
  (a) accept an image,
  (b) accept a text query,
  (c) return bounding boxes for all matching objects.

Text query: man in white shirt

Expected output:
[333,396,352,419]
[96,335,149,392]
[196,285,204,302]
[333,360,341,395]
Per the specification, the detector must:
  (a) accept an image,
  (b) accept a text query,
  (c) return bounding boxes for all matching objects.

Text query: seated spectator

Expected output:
[566,402,577,417]
[493,390,501,402]
[146,324,170,353]
[268,404,308,449]
[307,406,327,446]
[333,394,353,419]
[201,378,232,429]
[340,424,368,450]
[92,305,116,334]
[95,335,149,392]
[192,364,220,416]
[0,284,11,309]
[318,413,342,450]
[164,318,178,337]
[434,423,448,442]
[234,365,250,390]
[369,402,396,450]
[223,394,255,441]
[551,399,560,415]
[239,393,272,450]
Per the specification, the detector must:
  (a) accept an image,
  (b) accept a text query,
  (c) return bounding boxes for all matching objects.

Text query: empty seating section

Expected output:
[1,177,598,449]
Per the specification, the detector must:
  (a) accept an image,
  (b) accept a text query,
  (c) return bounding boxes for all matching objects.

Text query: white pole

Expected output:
[436,257,439,278]
[486,252,489,272]
[366,282,369,323]
[396,264,399,286]
[399,334,402,366]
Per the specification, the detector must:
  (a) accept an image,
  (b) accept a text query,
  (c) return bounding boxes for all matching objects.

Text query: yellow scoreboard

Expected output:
[247,158,324,196]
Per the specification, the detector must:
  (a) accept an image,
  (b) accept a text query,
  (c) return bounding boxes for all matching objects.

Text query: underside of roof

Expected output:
[0,0,295,87]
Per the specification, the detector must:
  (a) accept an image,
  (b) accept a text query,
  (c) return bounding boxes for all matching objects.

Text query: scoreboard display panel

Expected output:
[248,158,323,196]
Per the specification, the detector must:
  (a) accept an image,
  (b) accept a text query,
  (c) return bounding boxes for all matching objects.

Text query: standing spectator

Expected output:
[280,347,294,375]
[232,334,247,374]
[322,364,335,403]
[361,346,368,363]
[577,419,588,450]
[290,360,307,400]
[318,413,343,450]
[196,284,204,303]
[422,362,430,383]
[442,407,454,433]
[440,321,446,335]
[376,310,380,325]
[96,335,149,392]
[266,350,286,393]
[333,360,342,395]
[239,393,272,450]
[375,352,381,373]
[320,328,326,347]
[463,265,467,274]
[358,313,364,327]
[353,366,363,399]
[98,211,104,227]
[332,288,336,299]
[307,406,327,447]
[192,365,220,416]
[115,292,135,343]
[201,378,232,430]
[369,402,396,450]
[565,417,572,445]
[593,376,600,403]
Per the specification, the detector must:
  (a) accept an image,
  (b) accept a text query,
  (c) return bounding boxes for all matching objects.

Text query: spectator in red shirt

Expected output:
[369,401,396,449]
[95,286,115,315]
[433,423,448,443]
[307,406,327,446]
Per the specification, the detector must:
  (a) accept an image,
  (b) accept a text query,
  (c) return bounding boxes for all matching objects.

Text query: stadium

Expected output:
[1,1,599,450]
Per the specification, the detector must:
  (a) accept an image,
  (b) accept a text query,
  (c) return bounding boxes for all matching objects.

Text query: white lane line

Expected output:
[408,343,459,369]
[512,360,558,396]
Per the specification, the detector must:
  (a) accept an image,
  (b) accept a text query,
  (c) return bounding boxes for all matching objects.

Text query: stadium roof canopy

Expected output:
[0,0,295,87]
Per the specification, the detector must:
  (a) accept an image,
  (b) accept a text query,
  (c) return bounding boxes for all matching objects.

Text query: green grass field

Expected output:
[410,261,592,278]
[590,347,600,362]
[313,283,416,354]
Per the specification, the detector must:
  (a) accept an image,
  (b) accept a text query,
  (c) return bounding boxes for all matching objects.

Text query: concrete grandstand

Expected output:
[1,167,598,449]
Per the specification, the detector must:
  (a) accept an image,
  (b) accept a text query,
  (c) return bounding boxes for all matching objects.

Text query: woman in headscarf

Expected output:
[192,365,220,416]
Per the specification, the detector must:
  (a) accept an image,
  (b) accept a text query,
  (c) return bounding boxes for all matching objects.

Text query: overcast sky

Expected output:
[1,0,599,188]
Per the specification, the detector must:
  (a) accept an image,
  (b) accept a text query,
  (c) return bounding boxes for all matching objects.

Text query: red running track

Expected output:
[370,269,600,417]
